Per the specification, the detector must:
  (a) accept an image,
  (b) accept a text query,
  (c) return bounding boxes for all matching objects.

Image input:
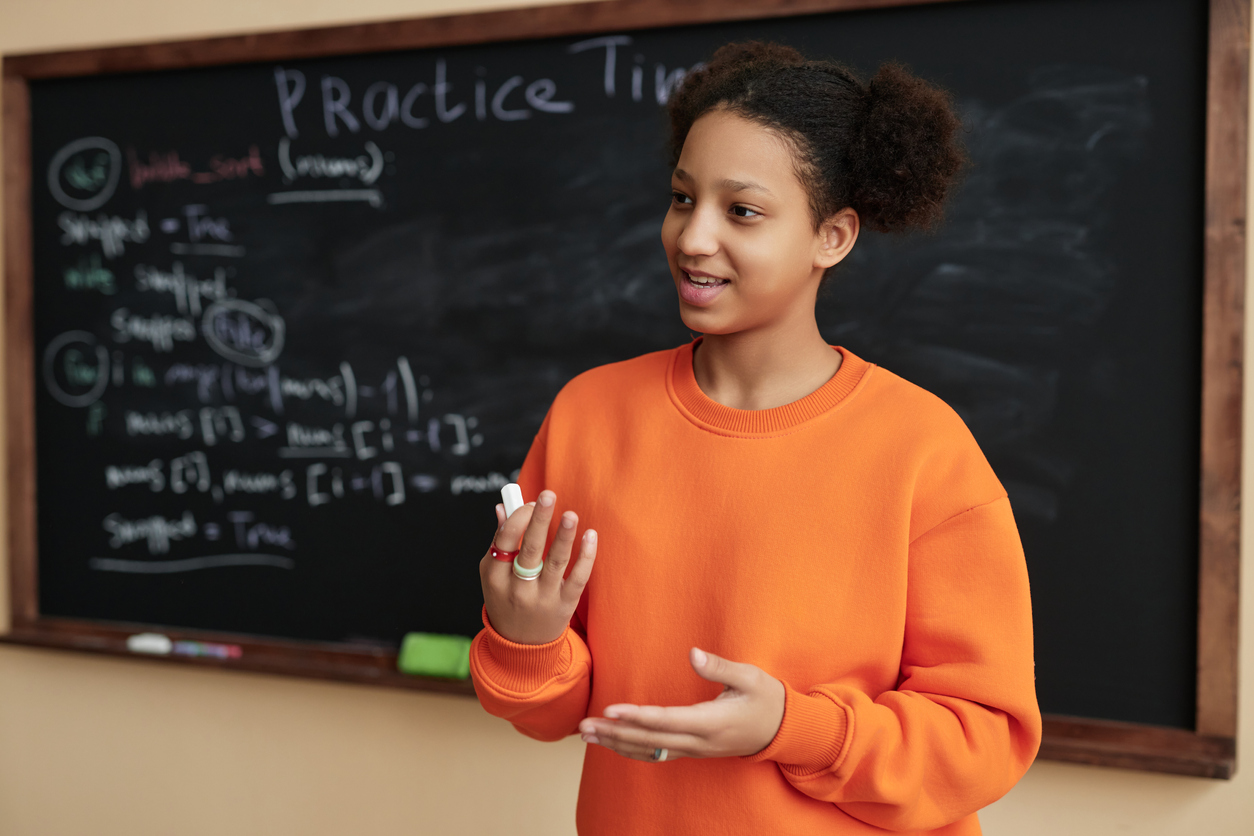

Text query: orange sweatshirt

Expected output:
[471,341,1041,835]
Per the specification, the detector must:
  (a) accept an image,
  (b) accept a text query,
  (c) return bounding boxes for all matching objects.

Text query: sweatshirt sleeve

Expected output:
[469,410,594,742]
[745,495,1042,831]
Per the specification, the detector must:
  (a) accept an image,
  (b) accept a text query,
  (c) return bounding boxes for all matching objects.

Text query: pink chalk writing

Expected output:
[129,146,264,190]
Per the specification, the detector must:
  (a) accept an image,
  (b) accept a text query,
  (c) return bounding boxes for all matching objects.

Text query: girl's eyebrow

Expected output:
[720,178,773,197]
[672,168,774,197]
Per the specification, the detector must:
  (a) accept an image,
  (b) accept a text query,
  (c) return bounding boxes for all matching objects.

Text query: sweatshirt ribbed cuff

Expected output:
[471,606,572,695]
[743,683,849,773]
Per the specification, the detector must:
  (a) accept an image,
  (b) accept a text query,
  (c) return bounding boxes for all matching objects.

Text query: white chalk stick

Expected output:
[501,483,525,519]
[126,632,172,655]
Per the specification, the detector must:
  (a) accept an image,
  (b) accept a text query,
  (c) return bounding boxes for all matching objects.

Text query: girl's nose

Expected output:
[676,206,719,257]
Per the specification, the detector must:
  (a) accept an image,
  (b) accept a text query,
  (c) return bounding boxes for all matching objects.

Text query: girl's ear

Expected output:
[815,207,860,270]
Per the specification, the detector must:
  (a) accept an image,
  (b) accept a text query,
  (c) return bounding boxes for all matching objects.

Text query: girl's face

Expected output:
[661,108,857,336]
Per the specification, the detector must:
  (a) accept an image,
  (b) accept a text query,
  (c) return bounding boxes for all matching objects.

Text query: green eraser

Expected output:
[397,633,472,679]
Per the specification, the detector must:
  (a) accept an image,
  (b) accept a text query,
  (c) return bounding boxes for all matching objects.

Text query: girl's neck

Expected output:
[692,309,841,411]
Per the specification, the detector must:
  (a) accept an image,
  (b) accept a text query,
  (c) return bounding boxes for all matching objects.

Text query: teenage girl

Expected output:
[471,42,1040,835]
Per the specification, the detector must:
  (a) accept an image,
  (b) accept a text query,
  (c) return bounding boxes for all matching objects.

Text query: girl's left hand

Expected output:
[577,648,785,762]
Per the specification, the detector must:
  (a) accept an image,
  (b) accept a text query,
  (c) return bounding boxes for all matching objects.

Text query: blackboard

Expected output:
[2,0,1245,776]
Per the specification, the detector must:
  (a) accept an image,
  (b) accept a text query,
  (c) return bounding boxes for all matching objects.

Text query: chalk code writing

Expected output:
[46,298,507,571]
[39,35,701,576]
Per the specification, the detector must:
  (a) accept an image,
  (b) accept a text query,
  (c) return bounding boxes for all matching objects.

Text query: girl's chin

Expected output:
[678,308,735,336]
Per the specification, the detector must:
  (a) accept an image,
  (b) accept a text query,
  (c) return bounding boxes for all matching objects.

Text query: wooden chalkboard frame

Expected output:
[1,0,1246,778]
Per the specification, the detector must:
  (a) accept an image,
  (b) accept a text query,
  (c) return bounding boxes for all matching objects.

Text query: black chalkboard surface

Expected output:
[4,0,1245,777]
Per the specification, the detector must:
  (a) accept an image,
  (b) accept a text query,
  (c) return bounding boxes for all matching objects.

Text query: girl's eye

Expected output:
[671,191,693,206]
[731,205,760,218]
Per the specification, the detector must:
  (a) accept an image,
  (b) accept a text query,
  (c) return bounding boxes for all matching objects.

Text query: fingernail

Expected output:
[561,512,575,529]
[586,530,597,544]
[540,492,555,507]
[582,735,599,745]
[693,648,707,667]
[604,708,619,719]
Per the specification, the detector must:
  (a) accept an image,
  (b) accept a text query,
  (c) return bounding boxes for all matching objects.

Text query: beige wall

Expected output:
[0,1,1250,833]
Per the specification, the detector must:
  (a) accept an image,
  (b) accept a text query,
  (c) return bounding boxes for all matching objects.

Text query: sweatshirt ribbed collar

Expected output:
[667,339,871,436]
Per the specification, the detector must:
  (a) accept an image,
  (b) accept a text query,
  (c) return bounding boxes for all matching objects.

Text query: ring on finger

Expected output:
[652,747,668,763]
[512,556,544,581]
[490,545,520,562]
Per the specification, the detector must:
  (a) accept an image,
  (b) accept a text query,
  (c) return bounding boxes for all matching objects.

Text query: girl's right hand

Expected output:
[479,489,597,645]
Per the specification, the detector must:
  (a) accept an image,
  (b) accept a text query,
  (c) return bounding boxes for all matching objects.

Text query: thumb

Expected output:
[690,647,755,691]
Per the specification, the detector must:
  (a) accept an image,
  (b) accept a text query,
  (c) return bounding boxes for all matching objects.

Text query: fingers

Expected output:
[583,730,656,762]
[579,718,703,762]
[493,501,534,551]
[602,702,717,736]
[540,511,579,587]
[560,529,597,603]
[516,490,556,571]
[484,490,596,596]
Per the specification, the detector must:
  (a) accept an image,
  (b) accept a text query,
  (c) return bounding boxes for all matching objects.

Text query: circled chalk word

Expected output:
[47,137,122,211]
[42,331,109,407]
[201,298,286,367]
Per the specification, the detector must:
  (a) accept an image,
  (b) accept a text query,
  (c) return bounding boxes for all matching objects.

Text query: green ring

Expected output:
[512,556,544,579]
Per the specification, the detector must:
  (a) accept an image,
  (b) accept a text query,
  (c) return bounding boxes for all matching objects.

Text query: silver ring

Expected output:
[652,747,668,763]
[512,556,543,581]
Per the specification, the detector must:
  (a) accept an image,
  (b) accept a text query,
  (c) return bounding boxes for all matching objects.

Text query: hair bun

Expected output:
[849,62,967,233]
[667,44,967,245]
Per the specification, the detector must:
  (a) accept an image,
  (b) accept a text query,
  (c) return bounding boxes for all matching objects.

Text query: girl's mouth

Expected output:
[678,270,730,305]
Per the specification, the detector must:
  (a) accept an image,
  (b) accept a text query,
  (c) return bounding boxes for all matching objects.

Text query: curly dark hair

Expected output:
[667,41,967,234]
